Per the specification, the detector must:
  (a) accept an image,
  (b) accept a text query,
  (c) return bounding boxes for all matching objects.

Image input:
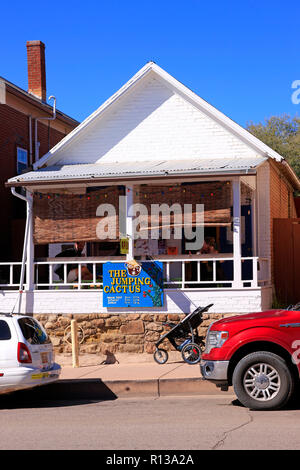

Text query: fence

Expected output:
[274,218,300,304]
[0,257,270,291]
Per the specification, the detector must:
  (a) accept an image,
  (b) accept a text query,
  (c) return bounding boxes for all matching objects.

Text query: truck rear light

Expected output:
[17,342,32,364]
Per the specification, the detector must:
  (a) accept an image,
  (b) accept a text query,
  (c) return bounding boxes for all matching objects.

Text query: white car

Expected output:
[0,314,61,394]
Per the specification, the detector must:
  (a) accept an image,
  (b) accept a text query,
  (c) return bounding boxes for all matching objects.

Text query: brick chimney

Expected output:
[26,40,46,101]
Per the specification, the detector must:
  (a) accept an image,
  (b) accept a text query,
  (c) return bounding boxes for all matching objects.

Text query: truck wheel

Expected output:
[232,352,295,410]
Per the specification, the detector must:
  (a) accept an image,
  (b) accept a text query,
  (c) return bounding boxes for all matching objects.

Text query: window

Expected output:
[18,318,50,345]
[0,320,11,340]
[17,147,28,174]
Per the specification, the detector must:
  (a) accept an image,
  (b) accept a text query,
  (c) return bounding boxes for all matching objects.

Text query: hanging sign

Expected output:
[103,260,164,308]
[120,238,129,255]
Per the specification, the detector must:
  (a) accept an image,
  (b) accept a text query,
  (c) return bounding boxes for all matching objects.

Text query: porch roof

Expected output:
[7,156,267,187]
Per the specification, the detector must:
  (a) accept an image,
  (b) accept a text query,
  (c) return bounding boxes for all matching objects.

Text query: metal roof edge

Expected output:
[6,168,259,188]
[1,76,79,126]
[273,159,300,191]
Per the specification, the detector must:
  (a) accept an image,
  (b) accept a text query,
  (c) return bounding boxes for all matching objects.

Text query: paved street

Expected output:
[0,394,300,450]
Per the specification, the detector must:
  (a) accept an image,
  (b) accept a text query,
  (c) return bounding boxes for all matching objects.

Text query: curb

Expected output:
[8,377,233,402]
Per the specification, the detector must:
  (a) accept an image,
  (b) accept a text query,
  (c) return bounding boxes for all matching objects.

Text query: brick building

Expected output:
[0,41,78,265]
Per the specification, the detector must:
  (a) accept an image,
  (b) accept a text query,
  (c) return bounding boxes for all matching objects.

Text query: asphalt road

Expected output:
[1,393,300,450]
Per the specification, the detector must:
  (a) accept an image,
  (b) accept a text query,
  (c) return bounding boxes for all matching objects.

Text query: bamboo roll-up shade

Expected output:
[135,209,232,236]
[134,182,233,229]
[33,187,121,244]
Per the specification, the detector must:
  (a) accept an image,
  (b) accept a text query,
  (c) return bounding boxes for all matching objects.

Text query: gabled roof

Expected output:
[33,62,285,171]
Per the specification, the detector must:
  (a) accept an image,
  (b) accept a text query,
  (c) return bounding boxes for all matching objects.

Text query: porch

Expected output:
[3,165,272,315]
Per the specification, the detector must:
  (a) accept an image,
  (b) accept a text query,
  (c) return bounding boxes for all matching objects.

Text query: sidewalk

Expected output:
[53,353,233,399]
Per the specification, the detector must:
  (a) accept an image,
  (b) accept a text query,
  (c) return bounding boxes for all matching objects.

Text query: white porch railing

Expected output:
[0,257,270,290]
[0,262,23,288]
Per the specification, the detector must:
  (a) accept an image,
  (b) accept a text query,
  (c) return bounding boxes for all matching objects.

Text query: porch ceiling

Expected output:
[7,156,267,187]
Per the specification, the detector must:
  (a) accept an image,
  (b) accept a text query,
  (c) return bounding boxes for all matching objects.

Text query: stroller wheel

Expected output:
[181,343,201,365]
[154,348,168,364]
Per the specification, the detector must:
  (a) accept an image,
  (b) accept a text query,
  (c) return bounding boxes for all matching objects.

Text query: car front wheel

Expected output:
[232,351,295,410]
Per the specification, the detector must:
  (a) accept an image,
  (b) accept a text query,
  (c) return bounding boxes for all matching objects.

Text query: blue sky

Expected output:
[1,0,300,127]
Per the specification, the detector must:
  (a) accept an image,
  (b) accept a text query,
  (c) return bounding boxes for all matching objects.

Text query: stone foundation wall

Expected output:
[34,313,227,355]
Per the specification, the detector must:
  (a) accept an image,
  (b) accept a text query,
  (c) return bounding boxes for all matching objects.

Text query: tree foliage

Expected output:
[246,115,300,178]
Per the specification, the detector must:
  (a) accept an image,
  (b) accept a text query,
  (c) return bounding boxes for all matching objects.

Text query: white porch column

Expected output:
[26,190,34,291]
[125,185,134,260]
[232,178,242,288]
[252,187,258,257]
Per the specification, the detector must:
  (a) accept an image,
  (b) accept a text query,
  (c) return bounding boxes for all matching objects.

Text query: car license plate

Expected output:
[41,352,48,364]
[32,372,49,380]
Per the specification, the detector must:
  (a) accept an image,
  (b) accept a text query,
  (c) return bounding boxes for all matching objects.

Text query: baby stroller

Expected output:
[153,304,213,365]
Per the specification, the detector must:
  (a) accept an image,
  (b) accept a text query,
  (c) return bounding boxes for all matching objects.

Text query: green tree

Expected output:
[246,115,300,178]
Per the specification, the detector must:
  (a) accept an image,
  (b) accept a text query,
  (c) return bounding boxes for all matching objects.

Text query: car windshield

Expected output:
[18,318,50,345]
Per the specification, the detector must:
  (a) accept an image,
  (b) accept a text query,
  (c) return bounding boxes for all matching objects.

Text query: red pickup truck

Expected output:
[200,304,300,410]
